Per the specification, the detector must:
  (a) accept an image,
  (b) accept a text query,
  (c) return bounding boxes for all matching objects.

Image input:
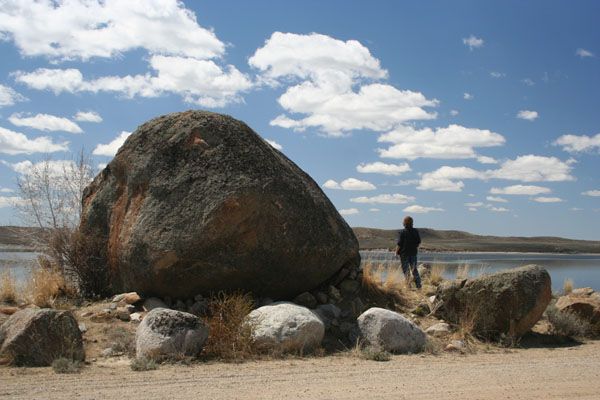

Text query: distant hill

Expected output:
[2,225,599,254]
[353,227,600,254]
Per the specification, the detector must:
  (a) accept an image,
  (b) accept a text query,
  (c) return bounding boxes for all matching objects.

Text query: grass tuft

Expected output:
[130,357,158,372]
[428,264,446,286]
[51,357,81,374]
[24,262,69,308]
[562,279,574,295]
[0,271,18,304]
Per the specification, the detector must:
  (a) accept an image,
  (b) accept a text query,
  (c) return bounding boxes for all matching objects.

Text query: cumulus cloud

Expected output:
[250,32,438,136]
[582,190,600,197]
[356,162,410,176]
[92,131,131,157]
[15,56,253,107]
[532,196,563,203]
[490,71,506,78]
[265,139,282,150]
[403,205,444,213]
[418,166,482,192]
[463,35,484,50]
[3,159,76,178]
[490,185,551,195]
[463,92,474,100]
[369,208,380,212]
[464,202,483,207]
[516,110,539,121]
[322,178,376,191]
[0,84,26,107]
[339,208,359,216]
[554,133,600,153]
[486,196,508,203]
[378,124,505,161]
[74,111,102,123]
[477,156,497,164]
[489,206,509,212]
[9,113,82,133]
[522,78,535,86]
[350,194,415,204]
[576,48,594,58]
[0,0,225,61]
[0,126,68,154]
[449,110,459,116]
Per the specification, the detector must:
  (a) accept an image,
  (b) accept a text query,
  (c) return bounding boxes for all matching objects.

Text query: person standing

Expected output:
[396,216,422,289]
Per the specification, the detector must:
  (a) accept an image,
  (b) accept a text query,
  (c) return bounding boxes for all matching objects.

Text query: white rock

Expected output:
[136,308,208,361]
[130,312,143,322]
[425,322,451,337]
[357,307,426,354]
[246,302,324,353]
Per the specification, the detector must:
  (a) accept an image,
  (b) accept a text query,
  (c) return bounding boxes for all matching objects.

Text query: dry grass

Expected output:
[24,260,71,308]
[546,304,590,338]
[427,264,446,286]
[361,262,412,309]
[455,264,470,280]
[0,270,18,304]
[202,292,257,361]
[563,279,574,295]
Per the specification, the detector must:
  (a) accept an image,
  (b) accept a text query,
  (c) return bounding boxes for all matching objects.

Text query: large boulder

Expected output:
[80,110,360,299]
[434,265,552,338]
[357,308,426,353]
[245,302,324,352]
[136,308,208,361]
[0,308,85,366]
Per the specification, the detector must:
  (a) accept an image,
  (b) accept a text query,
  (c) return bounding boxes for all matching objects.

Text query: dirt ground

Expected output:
[1,340,599,400]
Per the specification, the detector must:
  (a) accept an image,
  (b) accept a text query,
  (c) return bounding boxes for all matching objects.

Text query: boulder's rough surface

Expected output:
[246,302,324,352]
[0,309,85,366]
[357,308,426,354]
[136,308,208,360]
[80,110,360,299]
[434,265,552,338]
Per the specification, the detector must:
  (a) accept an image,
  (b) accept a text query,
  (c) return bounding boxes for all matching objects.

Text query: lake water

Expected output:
[2,251,600,293]
[360,250,600,292]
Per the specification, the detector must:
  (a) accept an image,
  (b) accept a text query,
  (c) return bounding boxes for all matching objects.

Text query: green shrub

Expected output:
[546,305,590,338]
[52,357,81,374]
[130,357,158,371]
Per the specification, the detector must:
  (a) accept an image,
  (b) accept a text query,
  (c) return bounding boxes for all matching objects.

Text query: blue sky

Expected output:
[0,0,599,239]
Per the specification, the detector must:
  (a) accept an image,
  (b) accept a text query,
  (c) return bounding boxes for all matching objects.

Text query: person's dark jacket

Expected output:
[396,227,421,257]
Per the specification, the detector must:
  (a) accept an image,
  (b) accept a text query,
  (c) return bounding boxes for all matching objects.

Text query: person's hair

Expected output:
[403,216,414,228]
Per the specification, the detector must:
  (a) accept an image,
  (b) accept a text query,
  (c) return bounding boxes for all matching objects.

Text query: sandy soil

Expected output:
[1,340,599,400]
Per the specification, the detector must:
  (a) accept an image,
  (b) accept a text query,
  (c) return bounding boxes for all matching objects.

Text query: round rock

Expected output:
[357,307,426,354]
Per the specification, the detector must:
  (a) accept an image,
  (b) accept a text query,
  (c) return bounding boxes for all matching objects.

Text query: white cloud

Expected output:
[378,124,505,160]
[463,35,484,50]
[489,206,509,212]
[0,0,225,61]
[74,111,102,123]
[9,113,82,134]
[97,163,107,170]
[418,166,482,192]
[554,133,600,153]
[350,194,415,204]
[0,188,14,193]
[570,207,583,211]
[403,205,444,213]
[3,159,76,178]
[265,139,282,150]
[463,92,474,100]
[532,197,563,203]
[516,110,539,121]
[93,131,131,157]
[369,208,380,212]
[464,202,483,207]
[0,126,68,154]
[250,32,438,136]
[490,71,506,78]
[477,156,497,164]
[490,155,574,182]
[339,208,359,216]
[486,196,508,203]
[0,84,26,107]
[356,162,410,176]
[322,178,376,191]
[0,196,25,208]
[576,48,594,58]
[582,190,600,197]
[468,208,477,212]
[449,110,459,116]
[522,78,535,86]
[15,56,253,107]
[490,185,551,195]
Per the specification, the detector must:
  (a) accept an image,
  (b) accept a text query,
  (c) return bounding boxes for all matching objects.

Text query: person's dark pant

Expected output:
[400,255,421,288]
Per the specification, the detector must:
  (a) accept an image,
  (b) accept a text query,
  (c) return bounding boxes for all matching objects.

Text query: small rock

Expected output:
[315,304,341,329]
[130,312,143,322]
[425,322,451,337]
[109,303,117,311]
[122,292,142,305]
[0,307,19,315]
[328,286,342,303]
[194,294,204,302]
[445,340,465,352]
[293,292,317,309]
[428,295,436,304]
[315,292,328,304]
[112,293,126,303]
[143,297,168,312]
[339,279,360,296]
[572,287,595,297]
[115,307,131,321]
[78,323,87,333]
[80,311,93,318]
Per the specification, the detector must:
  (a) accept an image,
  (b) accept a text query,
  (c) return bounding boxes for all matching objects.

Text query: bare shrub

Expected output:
[52,357,81,374]
[0,270,18,304]
[202,292,256,361]
[130,357,158,371]
[563,279,574,295]
[546,304,590,338]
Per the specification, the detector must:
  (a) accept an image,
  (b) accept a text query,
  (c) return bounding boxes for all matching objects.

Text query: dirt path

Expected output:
[1,341,599,400]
